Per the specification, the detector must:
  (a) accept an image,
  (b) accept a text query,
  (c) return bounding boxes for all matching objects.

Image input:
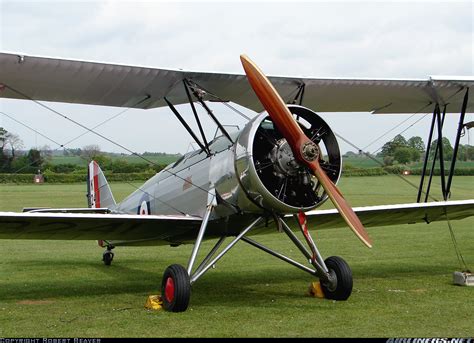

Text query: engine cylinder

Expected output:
[234,105,342,214]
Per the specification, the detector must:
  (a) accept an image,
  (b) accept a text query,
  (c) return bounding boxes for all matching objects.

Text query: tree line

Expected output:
[2,127,474,175]
[346,134,474,165]
[0,128,169,174]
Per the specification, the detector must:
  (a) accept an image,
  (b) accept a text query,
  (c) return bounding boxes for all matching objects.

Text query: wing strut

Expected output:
[184,79,234,143]
[164,97,210,155]
[183,80,211,154]
[291,83,306,106]
[417,87,470,203]
[446,88,469,198]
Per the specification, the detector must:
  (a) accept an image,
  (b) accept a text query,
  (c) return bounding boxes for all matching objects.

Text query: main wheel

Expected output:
[321,256,353,300]
[161,264,191,312]
[103,251,114,266]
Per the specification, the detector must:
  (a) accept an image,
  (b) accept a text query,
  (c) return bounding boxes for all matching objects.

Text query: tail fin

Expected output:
[87,161,116,209]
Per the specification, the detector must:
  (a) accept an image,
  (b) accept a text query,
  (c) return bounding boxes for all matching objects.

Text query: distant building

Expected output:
[34,170,44,184]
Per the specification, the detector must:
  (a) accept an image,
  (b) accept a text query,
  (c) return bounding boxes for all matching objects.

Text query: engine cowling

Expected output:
[234,105,342,214]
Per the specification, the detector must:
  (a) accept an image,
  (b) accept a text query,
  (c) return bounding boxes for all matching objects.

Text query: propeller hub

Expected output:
[301,141,320,162]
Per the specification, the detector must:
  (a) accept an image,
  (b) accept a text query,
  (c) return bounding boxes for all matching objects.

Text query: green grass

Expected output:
[0,176,473,337]
[343,156,384,168]
[343,156,474,169]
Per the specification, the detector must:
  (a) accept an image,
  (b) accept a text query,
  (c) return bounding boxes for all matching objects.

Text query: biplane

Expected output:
[0,52,473,312]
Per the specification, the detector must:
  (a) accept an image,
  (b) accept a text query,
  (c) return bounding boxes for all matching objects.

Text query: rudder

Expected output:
[87,161,117,209]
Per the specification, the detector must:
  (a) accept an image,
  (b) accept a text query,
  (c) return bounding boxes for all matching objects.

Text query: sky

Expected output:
[0,0,473,155]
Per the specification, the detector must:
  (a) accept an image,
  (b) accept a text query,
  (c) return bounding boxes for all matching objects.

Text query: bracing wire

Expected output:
[2,94,150,174]
[3,83,216,198]
[1,110,188,215]
[334,132,440,202]
[371,112,431,155]
[445,211,470,272]
[185,80,252,121]
[362,103,432,151]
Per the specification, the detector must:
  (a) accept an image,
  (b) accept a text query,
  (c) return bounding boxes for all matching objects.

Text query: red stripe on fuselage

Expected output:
[93,162,101,208]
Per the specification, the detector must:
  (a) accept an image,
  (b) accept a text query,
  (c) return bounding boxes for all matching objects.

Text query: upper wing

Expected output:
[1,52,472,113]
[292,199,474,230]
[0,211,201,244]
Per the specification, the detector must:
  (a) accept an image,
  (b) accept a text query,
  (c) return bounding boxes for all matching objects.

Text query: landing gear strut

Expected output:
[158,187,355,312]
[241,214,353,301]
[158,188,264,312]
[102,245,115,266]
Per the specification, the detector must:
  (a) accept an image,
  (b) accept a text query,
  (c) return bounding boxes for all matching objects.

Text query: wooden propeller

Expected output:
[240,54,372,248]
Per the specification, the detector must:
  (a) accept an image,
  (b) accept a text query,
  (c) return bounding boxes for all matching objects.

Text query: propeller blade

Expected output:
[240,55,308,161]
[240,54,372,248]
[308,159,372,248]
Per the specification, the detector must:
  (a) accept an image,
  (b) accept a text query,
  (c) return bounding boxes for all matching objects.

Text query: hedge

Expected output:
[2,167,474,184]
[0,174,35,183]
[0,171,157,184]
[343,167,474,177]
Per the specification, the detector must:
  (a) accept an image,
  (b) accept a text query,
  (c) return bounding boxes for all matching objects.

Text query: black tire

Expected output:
[321,256,353,300]
[103,251,114,266]
[161,264,191,312]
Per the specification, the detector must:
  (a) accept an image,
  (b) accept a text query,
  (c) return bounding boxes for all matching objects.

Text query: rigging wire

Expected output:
[61,95,150,148]
[0,110,188,215]
[364,86,468,152]
[3,84,216,198]
[362,103,432,151]
[445,212,470,272]
[371,112,431,155]
[185,80,252,121]
[334,132,440,202]
[1,111,63,147]
[337,86,471,270]
[3,82,472,225]
[2,94,149,174]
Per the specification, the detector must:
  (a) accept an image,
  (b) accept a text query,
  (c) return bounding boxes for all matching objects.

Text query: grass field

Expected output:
[343,156,474,169]
[0,176,473,337]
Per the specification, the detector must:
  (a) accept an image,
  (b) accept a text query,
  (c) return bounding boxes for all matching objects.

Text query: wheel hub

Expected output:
[322,270,338,292]
[165,277,175,303]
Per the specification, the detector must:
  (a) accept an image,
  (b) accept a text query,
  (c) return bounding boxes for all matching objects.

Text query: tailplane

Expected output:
[87,161,117,210]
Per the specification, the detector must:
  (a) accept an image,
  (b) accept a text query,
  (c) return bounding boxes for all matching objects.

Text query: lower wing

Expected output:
[0,200,472,243]
[297,199,474,229]
[0,212,201,244]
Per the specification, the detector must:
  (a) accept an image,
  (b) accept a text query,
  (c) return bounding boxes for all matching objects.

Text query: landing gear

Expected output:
[157,194,355,311]
[161,264,191,312]
[158,198,263,312]
[320,256,353,300]
[245,215,354,302]
[102,245,115,266]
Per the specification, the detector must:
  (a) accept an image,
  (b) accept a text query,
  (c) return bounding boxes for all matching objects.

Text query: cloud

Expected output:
[0,0,472,154]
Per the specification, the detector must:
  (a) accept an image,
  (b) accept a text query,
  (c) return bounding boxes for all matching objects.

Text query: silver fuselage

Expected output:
[115,108,340,243]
